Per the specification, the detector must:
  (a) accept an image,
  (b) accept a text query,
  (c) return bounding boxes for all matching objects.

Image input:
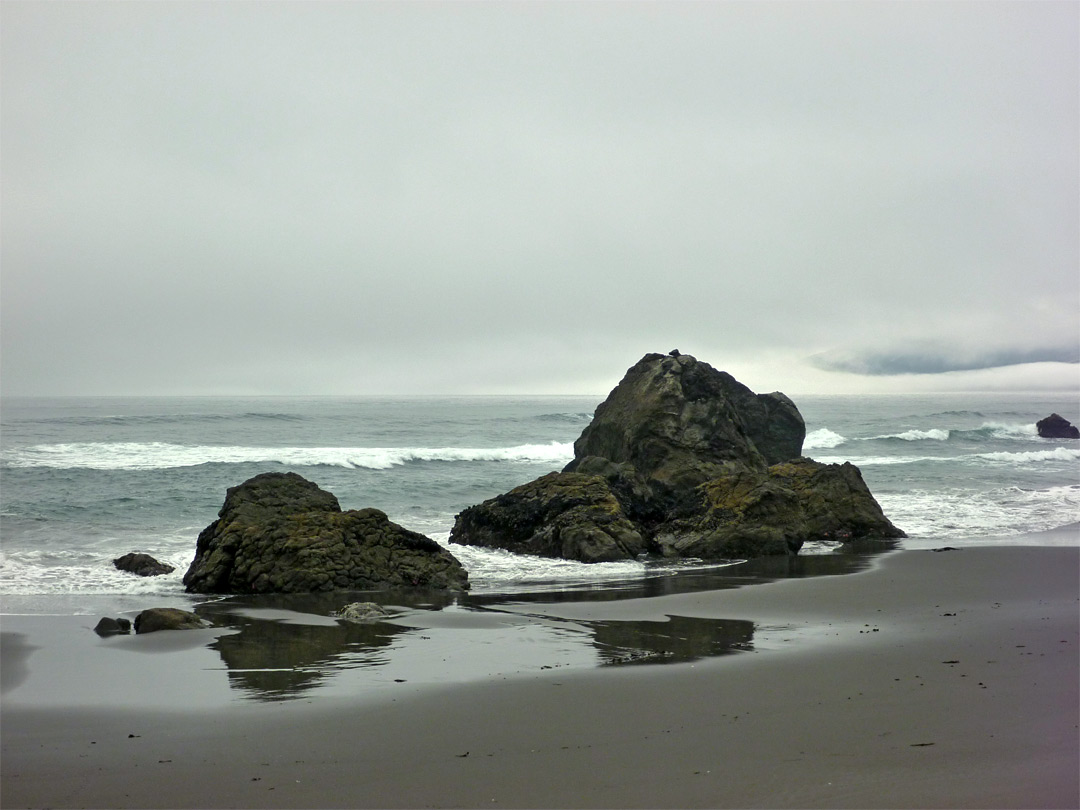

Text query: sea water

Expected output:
[2,392,1078,602]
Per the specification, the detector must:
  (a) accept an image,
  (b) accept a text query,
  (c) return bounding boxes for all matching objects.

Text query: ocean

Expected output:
[2,392,1078,608]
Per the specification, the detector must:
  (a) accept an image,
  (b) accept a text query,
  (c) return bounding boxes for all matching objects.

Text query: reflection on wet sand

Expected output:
[591,615,754,665]
[191,543,895,701]
[0,632,36,695]
[205,611,410,700]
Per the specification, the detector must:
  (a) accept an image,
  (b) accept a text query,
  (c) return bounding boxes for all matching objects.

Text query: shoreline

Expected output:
[2,544,1078,809]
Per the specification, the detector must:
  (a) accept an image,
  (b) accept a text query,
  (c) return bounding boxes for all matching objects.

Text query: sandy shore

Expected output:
[2,544,1078,809]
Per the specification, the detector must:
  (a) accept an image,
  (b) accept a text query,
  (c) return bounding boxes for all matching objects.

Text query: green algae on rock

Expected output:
[184,472,469,594]
[452,471,646,563]
[450,351,904,563]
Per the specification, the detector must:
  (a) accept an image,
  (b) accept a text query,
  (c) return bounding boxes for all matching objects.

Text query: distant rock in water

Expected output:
[113,552,175,577]
[183,472,469,594]
[1036,413,1080,439]
[451,351,903,563]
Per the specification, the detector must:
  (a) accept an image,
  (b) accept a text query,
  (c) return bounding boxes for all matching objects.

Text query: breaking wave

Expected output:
[875,485,1080,542]
[1,442,576,471]
[803,428,846,449]
[972,422,1039,440]
[816,446,1080,467]
[975,447,1080,464]
[866,423,1037,443]
[805,420,1050,451]
[871,429,951,442]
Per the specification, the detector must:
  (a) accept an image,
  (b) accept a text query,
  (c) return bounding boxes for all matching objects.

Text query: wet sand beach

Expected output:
[2,543,1078,809]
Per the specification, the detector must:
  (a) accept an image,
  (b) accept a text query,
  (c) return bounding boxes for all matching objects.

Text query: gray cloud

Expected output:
[1,1,1077,396]
[810,345,1080,377]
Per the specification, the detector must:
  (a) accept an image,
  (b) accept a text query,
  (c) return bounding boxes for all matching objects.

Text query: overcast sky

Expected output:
[2,1,1077,397]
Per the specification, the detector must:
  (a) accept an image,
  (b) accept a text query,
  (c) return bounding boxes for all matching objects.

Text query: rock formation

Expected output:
[452,472,646,563]
[334,602,391,622]
[93,617,132,636]
[451,352,903,562]
[1036,413,1080,439]
[133,607,207,634]
[183,472,469,594]
[113,552,175,577]
[565,351,805,485]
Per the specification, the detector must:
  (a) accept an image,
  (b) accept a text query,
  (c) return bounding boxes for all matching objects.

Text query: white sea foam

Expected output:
[975,447,1080,464]
[0,547,193,596]
[430,532,746,595]
[2,441,575,471]
[878,485,1080,543]
[441,539,648,594]
[861,422,1037,443]
[814,454,943,466]
[804,428,846,449]
[817,446,1080,467]
[980,421,1038,440]
[871,429,951,442]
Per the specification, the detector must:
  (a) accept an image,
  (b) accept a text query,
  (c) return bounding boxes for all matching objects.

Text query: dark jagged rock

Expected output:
[113,552,175,577]
[93,617,131,636]
[564,352,805,487]
[134,607,207,634]
[184,472,469,594]
[452,471,646,563]
[1036,413,1080,439]
[745,391,806,469]
[451,351,903,563]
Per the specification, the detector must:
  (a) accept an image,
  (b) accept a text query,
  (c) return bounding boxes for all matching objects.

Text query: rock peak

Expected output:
[564,351,805,487]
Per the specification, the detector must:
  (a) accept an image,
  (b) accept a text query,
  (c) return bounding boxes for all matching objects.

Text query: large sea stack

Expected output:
[450,351,903,562]
[184,472,469,594]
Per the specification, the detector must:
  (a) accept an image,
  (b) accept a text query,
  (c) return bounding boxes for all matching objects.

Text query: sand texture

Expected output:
[2,545,1078,809]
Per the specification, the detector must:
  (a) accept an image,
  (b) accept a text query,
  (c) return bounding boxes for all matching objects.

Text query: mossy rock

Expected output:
[450,352,901,564]
[654,469,807,558]
[134,607,208,634]
[450,471,645,563]
[651,458,903,559]
[184,473,468,594]
[767,458,905,540]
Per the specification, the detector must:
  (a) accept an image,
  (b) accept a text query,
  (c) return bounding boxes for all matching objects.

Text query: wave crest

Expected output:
[976,422,1038,440]
[814,446,1080,466]
[2,441,575,471]
[976,447,1080,464]
[804,428,846,449]
[871,429,951,442]
[876,485,1080,541]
